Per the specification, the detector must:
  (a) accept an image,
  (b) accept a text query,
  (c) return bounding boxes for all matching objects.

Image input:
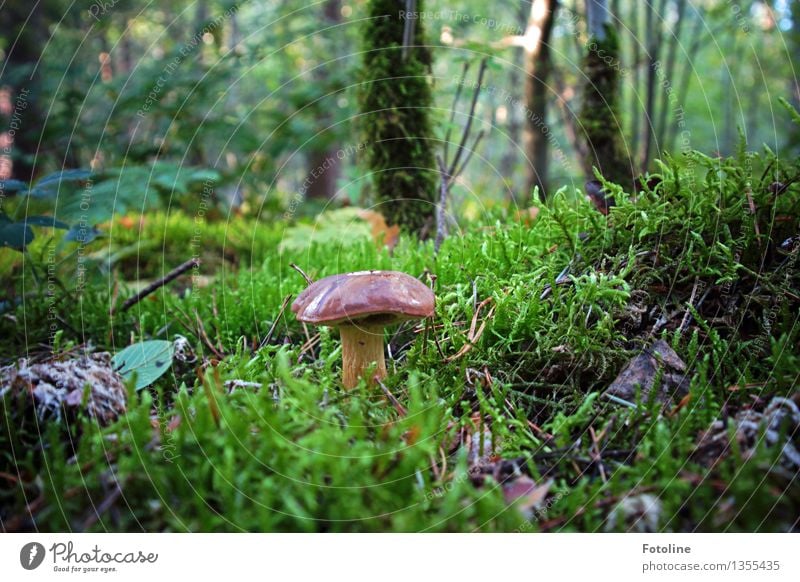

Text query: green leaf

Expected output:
[57,167,156,223]
[23,215,70,229]
[28,169,93,198]
[112,340,175,391]
[63,224,103,244]
[0,220,34,250]
[0,179,29,194]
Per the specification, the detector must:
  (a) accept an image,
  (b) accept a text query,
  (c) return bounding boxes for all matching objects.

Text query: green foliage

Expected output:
[112,340,175,391]
[2,144,798,532]
[0,164,219,253]
[279,208,374,253]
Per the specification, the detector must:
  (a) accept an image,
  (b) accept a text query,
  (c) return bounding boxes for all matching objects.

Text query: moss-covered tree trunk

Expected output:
[358,0,437,235]
[580,1,630,187]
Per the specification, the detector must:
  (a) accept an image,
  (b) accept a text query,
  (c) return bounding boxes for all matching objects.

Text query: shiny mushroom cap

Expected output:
[291,270,435,326]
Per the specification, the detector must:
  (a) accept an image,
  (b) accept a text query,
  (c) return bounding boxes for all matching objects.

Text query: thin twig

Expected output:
[448,58,488,178]
[449,129,485,187]
[443,61,470,165]
[290,263,313,286]
[434,155,450,253]
[81,481,123,530]
[259,294,293,349]
[375,376,407,416]
[115,258,199,314]
[678,277,700,333]
[195,309,224,359]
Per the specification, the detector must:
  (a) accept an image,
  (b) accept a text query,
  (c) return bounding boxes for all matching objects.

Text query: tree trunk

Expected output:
[788,0,800,149]
[498,0,529,199]
[580,0,630,186]
[305,0,342,200]
[0,3,48,182]
[653,0,686,160]
[629,1,641,160]
[641,0,666,171]
[359,0,437,234]
[522,0,558,201]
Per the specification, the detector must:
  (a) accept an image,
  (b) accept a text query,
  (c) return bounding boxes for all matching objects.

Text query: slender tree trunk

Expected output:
[641,0,666,171]
[499,0,529,198]
[359,0,437,233]
[0,3,48,182]
[581,0,630,186]
[194,0,209,64]
[653,0,686,161]
[665,11,704,150]
[118,23,134,75]
[306,0,342,200]
[788,0,800,149]
[629,1,641,160]
[522,0,558,201]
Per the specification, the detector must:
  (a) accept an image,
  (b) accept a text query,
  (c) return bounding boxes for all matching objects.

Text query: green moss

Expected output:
[357,0,437,234]
[2,146,799,532]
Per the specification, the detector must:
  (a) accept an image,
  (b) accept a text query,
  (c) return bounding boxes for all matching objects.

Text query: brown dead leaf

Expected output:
[515,206,540,226]
[585,180,615,215]
[357,209,400,251]
[502,476,552,513]
[445,297,496,362]
[403,424,421,446]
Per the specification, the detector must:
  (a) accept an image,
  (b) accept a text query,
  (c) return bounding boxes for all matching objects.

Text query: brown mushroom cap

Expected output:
[291,270,435,326]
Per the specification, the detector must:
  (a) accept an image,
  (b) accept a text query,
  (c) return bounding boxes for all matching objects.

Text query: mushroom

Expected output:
[291,270,435,389]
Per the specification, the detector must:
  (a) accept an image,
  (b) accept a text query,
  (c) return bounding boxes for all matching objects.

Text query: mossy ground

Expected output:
[1,146,799,532]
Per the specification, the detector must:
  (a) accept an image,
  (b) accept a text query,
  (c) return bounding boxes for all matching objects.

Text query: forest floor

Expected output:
[1,147,799,532]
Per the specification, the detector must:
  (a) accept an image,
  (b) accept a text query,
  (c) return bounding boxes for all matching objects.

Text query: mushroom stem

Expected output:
[339,323,387,389]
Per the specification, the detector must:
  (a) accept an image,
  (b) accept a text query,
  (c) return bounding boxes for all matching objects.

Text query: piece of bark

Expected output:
[0,353,126,425]
[605,340,690,404]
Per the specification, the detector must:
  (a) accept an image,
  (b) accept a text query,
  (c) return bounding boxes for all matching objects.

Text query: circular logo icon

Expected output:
[20,542,46,570]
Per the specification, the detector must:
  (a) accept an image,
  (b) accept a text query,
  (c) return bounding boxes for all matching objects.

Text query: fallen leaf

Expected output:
[502,476,552,513]
[357,209,400,251]
[515,206,539,226]
[585,180,615,215]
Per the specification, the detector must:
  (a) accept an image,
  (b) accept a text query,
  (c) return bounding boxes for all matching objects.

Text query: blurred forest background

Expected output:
[1,0,797,223]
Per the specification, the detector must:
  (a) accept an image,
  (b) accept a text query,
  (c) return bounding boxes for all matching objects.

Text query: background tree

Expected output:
[580,0,630,186]
[521,0,558,200]
[358,0,437,234]
[0,2,51,182]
